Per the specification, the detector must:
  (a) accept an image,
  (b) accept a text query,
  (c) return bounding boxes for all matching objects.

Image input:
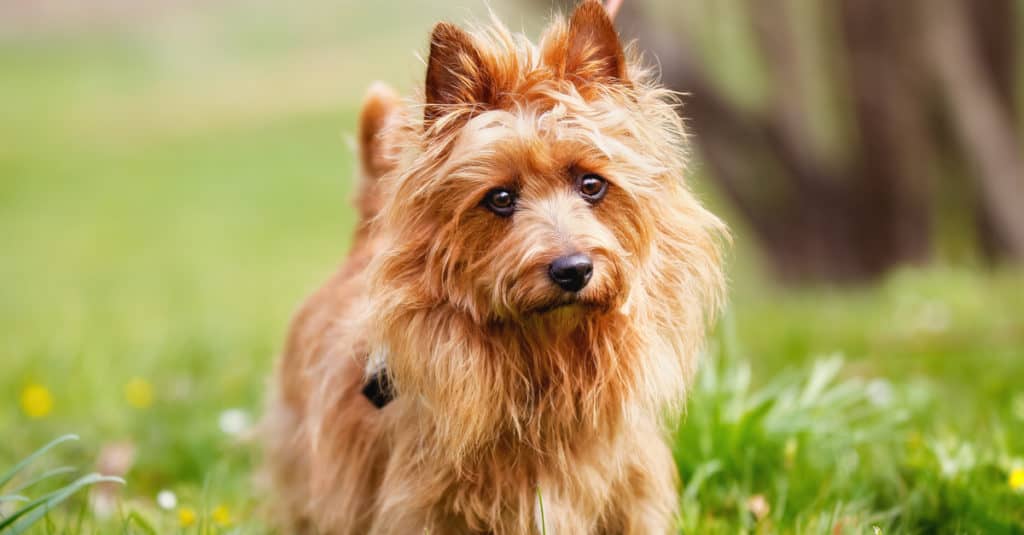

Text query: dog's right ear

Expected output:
[424,22,492,126]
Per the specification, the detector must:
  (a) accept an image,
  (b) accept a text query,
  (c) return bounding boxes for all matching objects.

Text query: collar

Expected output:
[361,367,393,408]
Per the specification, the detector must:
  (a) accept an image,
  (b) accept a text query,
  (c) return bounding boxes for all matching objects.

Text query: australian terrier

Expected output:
[262,1,727,532]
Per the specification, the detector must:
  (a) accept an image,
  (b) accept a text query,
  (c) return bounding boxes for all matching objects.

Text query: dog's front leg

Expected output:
[367,503,431,535]
[534,490,595,534]
[369,474,463,535]
[606,436,679,535]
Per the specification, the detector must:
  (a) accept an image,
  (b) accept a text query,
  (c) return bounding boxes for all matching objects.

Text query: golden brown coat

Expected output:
[263,2,727,533]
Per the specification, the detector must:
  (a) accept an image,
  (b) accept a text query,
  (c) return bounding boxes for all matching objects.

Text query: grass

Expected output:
[0,435,124,535]
[678,302,1024,533]
[1,2,1023,533]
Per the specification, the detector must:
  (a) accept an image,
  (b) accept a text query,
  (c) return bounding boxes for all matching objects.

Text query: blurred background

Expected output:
[1,0,1022,533]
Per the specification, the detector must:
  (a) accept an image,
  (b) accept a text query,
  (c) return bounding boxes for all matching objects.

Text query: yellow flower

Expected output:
[178,506,197,527]
[211,504,232,526]
[1010,467,1024,492]
[124,377,154,409]
[20,383,54,418]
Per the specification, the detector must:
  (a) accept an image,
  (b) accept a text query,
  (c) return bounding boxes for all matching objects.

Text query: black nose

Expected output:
[548,254,593,292]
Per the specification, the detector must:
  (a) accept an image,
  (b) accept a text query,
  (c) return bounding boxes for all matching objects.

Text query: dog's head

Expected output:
[374,1,723,329]
[366,1,726,445]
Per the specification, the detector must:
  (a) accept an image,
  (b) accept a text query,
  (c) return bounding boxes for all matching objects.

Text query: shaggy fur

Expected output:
[262,2,727,533]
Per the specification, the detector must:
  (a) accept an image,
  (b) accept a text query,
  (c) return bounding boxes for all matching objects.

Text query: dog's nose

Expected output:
[548,254,593,292]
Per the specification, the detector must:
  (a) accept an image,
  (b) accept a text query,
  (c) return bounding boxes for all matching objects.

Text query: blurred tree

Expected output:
[543,0,1023,282]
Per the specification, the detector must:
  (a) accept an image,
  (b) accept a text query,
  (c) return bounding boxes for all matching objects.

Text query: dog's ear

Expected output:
[356,82,401,220]
[424,22,492,126]
[551,0,628,86]
[359,82,401,178]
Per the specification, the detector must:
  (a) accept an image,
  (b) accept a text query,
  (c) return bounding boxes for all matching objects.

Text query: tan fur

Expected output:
[262,2,727,533]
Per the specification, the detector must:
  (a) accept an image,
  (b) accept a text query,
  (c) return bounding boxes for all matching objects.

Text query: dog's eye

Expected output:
[483,188,516,216]
[577,174,608,203]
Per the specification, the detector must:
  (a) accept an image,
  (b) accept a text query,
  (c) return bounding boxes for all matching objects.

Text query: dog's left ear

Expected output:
[548,0,628,86]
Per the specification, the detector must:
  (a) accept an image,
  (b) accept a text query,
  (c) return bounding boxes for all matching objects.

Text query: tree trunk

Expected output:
[541,0,1023,281]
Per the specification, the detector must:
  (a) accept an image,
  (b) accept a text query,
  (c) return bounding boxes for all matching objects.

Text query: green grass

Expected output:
[2,2,1023,533]
[0,435,125,535]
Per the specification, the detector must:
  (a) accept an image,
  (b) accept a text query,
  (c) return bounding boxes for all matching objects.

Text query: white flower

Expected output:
[866,379,894,407]
[219,408,251,436]
[915,300,951,334]
[933,440,976,479]
[156,490,177,510]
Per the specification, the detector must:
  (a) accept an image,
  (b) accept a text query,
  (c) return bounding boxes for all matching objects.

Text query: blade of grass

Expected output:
[682,460,722,502]
[127,511,158,535]
[73,496,88,535]
[8,467,77,495]
[0,473,123,532]
[535,487,547,535]
[0,435,78,490]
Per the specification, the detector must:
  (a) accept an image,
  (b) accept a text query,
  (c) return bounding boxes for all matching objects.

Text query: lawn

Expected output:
[2,2,1023,533]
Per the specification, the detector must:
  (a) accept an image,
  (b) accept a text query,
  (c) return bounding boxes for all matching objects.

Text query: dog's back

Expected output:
[262,83,401,534]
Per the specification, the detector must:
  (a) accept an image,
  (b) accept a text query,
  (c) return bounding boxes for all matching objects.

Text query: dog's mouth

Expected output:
[527,295,607,316]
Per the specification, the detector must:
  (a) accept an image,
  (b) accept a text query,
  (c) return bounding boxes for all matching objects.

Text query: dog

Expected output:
[262,1,727,532]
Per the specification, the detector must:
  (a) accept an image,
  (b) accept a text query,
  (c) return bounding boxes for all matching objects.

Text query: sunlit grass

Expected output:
[676,311,1024,533]
[0,435,123,534]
